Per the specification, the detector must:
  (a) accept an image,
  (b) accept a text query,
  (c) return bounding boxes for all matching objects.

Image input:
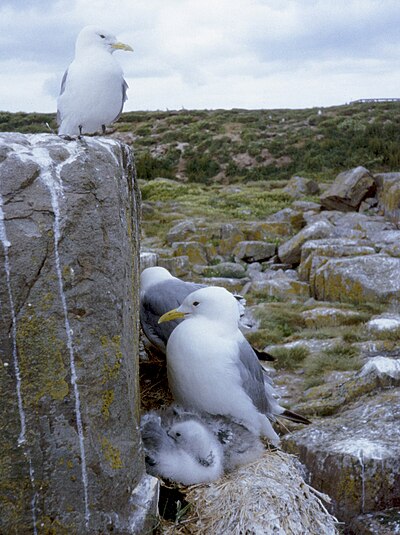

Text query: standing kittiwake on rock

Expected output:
[140,266,274,361]
[140,411,223,485]
[57,25,133,136]
[159,286,310,445]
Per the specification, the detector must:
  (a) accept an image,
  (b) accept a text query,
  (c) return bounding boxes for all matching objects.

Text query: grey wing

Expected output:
[237,339,277,417]
[140,279,205,351]
[57,69,69,126]
[112,78,129,123]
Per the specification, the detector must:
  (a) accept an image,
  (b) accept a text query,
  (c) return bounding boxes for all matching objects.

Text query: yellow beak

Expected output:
[158,308,185,324]
[112,42,133,52]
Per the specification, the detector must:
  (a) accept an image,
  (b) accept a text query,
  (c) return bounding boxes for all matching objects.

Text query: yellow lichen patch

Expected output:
[101,389,115,420]
[100,335,122,385]
[101,437,123,469]
[16,307,69,406]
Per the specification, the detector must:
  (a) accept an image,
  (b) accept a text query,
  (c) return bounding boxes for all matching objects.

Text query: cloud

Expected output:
[1,0,400,112]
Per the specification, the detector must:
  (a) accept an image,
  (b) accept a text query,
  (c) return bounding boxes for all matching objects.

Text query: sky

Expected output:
[1,0,400,113]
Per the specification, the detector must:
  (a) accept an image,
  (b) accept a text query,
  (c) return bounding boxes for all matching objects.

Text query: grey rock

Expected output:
[166,219,196,244]
[292,200,322,212]
[374,172,400,224]
[158,255,191,277]
[0,133,157,533]
[298,238,376,281]
[348,508,400,534]
[283,389,400,523]
[320,166,376,211]
[203,261,247,279]
[365,314,400,334]
[278,220,334,265]
[283,175,320,199]
[312,254,400,304]
[140,251,158,270]
[233,240,276,263]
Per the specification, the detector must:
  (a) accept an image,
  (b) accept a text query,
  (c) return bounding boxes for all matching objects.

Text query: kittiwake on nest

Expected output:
[57,25,133,136]
[140,411,223,485]
[140,266,274,360]
[159,286,310,445]
[164,405,265,472]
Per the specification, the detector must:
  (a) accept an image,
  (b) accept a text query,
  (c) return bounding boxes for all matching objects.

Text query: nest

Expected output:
[158,450,339,535]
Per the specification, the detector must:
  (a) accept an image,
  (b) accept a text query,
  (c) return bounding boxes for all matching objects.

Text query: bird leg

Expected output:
[198,450,215,467]
[102,124,106,134]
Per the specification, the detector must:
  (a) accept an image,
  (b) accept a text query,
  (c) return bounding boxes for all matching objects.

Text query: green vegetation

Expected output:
[304,344,362,388]
[3,101,400,182]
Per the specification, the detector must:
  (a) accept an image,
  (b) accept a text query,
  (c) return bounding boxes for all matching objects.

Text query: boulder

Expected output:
[172,241,208,264]
[292,200,322,212]
[202,261,247,279]
[283,388,400,524]
[0,134,157,533]
[218,223,245,257]
[298,238,375,281]
[233,240,276,263]
[166,219,196,244]
[348,508,400,534]
[140,251,158,270]
[252,272,310,301]
[283,175,320,198]
[158,255,190,277]
[374,172,400,223]
[366,314,400,335]
[278,220,334,265]
[320,166,376,211]
[312,254,400,304]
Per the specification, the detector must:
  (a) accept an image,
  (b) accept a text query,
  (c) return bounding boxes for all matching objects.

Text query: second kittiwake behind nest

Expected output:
[140,266,274,360]
[159,286,310,445]
[57,25,133,136]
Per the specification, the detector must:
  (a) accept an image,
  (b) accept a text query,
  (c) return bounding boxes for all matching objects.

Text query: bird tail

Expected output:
[279,409,311,425]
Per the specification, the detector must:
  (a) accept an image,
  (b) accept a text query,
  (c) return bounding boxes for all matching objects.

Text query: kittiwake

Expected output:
[140,411,223,485]
[165,405,265,471]
[57,25,133,136]
[140,266,274,361]
[159,286,310,445]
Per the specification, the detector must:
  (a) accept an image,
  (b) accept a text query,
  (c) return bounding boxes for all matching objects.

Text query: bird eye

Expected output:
[175,432,181,437]
[193,301,199,307]
[99,34,105,39]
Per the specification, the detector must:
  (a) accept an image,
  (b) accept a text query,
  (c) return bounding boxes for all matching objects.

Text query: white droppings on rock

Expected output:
[366,315,400,332]
[360,356,400,380]
[330,438,393,461]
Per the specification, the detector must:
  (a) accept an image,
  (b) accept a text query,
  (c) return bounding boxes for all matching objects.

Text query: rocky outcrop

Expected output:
[0,134,157,534]
[320,166,376,211]
[283,357,400,524]
[374,172,400,223]
[283,175,320,199]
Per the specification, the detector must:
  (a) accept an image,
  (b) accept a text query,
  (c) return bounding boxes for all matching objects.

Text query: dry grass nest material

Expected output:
[159,450,338,535]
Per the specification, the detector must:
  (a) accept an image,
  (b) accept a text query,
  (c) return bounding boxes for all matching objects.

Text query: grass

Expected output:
[3,101,400,183]
[303,344,362,388]
[270,346,309,371]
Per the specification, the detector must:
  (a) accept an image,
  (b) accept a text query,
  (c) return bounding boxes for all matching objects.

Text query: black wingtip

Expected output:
[281,409,312,425]
[252,347,276,362]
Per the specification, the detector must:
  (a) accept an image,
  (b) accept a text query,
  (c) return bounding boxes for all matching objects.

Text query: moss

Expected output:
[16,306,69,406]
[101,437,123,469]
[100,335,122,385]
[101,389,115,420]
[37,515,72,535]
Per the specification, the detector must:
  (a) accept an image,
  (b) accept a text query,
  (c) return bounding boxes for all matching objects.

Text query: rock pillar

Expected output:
[0,134,158,533]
